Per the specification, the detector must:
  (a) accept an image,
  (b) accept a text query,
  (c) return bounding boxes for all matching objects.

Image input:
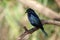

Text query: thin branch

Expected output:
[41,20,60,26]
[17,20,60,40]
[17,27,39,40]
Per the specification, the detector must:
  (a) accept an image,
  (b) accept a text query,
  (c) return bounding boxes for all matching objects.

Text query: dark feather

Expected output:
[26,8,48,36]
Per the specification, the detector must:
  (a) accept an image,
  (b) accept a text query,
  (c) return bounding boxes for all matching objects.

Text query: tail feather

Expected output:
[41,29,48,36]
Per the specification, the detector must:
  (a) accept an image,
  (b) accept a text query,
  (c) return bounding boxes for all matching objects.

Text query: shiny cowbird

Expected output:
[25,8,47,36]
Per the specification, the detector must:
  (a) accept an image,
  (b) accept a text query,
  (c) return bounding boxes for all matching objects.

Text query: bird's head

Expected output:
[25,8,34,14]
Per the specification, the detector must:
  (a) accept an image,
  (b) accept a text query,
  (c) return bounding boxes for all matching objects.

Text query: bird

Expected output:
[25,8,48,36]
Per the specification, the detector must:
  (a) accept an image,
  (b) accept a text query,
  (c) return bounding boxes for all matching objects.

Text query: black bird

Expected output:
[25,8,47,36]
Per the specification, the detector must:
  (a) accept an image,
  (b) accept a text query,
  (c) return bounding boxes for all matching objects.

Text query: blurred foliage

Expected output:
[0,0,60,40]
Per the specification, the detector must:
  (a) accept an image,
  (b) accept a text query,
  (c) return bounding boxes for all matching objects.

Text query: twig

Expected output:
[17,26,39,40]
[17,20,60,40]
[41,20,60,26]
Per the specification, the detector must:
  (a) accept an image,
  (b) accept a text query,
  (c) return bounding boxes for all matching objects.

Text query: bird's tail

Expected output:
[41,29,48,36]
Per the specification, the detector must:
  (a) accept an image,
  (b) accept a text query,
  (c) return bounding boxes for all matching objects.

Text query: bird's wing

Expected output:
[30,14,40,25]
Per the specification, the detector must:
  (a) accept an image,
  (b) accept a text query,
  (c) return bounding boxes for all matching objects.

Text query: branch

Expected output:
[41,20,60,26]
[17,26,39,40]
[17,20,60,40]
[17,0,60,21]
